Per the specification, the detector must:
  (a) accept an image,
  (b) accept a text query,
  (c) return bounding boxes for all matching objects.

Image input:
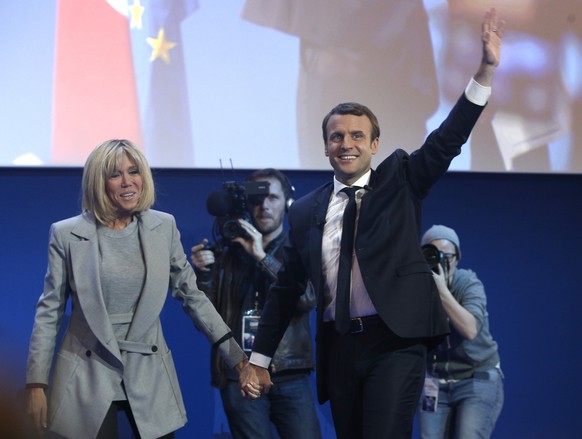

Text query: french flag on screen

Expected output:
[51,0,197,167]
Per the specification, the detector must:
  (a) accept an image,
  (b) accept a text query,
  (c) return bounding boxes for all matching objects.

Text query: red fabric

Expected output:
[52,0,142,164]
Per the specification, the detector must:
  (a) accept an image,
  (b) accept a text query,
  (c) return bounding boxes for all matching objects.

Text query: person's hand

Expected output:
[481,8,504,67]
[431,264,450,299]
[239,362,273,399]
[190,239,215,272]
[231,220,267,262]
[474,8,505,87]
[26,387,48,436]
[433,265,478,340]
[234,357,249,374]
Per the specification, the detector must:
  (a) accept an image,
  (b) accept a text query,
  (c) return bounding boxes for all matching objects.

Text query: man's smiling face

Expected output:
[324,113,378,186]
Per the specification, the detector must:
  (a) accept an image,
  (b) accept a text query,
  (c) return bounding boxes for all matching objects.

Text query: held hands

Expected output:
[234,357,249,373]
[190,239,215,272]
[231,219,267,262]
[239,362,273,400]
[234,355,249,377]
[27,387,48,436]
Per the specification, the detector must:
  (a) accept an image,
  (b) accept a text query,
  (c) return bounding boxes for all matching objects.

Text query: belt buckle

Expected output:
[351,317,364,334]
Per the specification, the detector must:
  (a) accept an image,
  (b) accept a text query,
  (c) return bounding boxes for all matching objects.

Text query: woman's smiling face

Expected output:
[106,153,143,220]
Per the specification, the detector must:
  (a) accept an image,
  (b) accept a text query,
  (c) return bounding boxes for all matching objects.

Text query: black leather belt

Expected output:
[326,314,384,334]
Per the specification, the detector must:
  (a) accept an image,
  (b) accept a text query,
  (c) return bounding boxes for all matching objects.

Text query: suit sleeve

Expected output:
[403,93,486,198]
[26,224,70,385]
[251,210,309,358]
[167,216,246,368]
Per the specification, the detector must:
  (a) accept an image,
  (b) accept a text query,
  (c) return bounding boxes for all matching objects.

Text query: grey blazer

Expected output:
[26,209,245,439]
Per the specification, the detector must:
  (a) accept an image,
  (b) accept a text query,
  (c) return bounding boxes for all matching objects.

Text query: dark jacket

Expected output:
[196,232,315,388]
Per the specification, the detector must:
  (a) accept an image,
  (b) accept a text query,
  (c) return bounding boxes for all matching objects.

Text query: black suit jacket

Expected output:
[253,93,486,402]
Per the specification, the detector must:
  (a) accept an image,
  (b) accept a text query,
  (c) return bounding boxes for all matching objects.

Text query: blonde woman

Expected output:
[25,139,247,439]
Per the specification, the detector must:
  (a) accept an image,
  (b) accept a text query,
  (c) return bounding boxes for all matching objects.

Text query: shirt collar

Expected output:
[333,170,371,196]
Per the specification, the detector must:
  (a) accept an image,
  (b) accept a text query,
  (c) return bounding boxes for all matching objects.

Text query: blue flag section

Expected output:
[128,0,198,167]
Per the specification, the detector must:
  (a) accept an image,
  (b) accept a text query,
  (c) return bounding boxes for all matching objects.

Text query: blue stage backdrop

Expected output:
[1,167,581,438]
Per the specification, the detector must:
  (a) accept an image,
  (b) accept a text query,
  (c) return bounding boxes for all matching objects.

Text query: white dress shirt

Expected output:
[322,171,378,322]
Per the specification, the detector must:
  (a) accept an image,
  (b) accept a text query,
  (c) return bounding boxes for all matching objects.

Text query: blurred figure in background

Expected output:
[242,0,439,170]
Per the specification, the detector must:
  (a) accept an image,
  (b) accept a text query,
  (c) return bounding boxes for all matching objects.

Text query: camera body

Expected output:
[206,180,270,240]
[421,244,446,273]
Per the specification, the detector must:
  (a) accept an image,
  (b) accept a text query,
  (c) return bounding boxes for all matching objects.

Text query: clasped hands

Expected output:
[238,362,273,400]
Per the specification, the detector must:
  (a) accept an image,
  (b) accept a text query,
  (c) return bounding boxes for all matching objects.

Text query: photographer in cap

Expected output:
[418,224,504,439]
[191,169,321,439]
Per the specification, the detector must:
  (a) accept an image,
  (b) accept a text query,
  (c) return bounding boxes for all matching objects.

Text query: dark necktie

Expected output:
[335,186,360,334]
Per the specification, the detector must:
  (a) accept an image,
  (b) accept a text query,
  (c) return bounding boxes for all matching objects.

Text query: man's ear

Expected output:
[370,137,379,155]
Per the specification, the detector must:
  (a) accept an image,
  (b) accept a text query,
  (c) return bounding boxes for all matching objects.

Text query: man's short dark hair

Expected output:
[321,102,380,144]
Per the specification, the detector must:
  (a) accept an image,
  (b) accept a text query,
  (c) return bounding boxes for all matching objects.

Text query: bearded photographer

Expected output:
[190,168,321,439]
[418,224,503,439]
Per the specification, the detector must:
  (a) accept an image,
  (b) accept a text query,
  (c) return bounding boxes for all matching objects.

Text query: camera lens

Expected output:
[221,218,243,240]
[421,244,444,273]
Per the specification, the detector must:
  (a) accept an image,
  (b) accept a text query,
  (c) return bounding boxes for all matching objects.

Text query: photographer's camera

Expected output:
[421,244,446,273]
[206,180,270,241]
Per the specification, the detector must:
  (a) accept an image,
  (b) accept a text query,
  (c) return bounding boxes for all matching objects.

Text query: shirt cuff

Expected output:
[249,352,272,369]
[465,78,491,106]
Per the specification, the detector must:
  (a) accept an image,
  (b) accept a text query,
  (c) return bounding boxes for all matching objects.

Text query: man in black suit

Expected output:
[240,9,504,439]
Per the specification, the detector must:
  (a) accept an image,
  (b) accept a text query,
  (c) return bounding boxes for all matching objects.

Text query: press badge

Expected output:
[242,314,260,354]
[421,376,439,412]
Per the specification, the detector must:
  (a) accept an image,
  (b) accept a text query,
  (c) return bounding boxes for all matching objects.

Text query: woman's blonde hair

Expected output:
[81,139,155,225]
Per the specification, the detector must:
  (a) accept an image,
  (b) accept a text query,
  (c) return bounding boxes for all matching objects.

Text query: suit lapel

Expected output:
[69,214,121,360]
[126,211,168,342]
[360,169,377,210]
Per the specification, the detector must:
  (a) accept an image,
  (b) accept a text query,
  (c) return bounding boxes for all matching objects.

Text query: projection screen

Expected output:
[1,0,581,173]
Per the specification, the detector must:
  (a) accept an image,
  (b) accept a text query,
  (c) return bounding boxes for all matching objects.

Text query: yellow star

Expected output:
[146,27,177,64]
[129,0,145,30]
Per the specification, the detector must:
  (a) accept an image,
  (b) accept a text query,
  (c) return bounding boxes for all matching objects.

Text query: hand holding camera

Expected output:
[430,262,449,293]
[191,238,216,272]
[421,244,447,274]
[231,219,267,262]
[421,243,452,297]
